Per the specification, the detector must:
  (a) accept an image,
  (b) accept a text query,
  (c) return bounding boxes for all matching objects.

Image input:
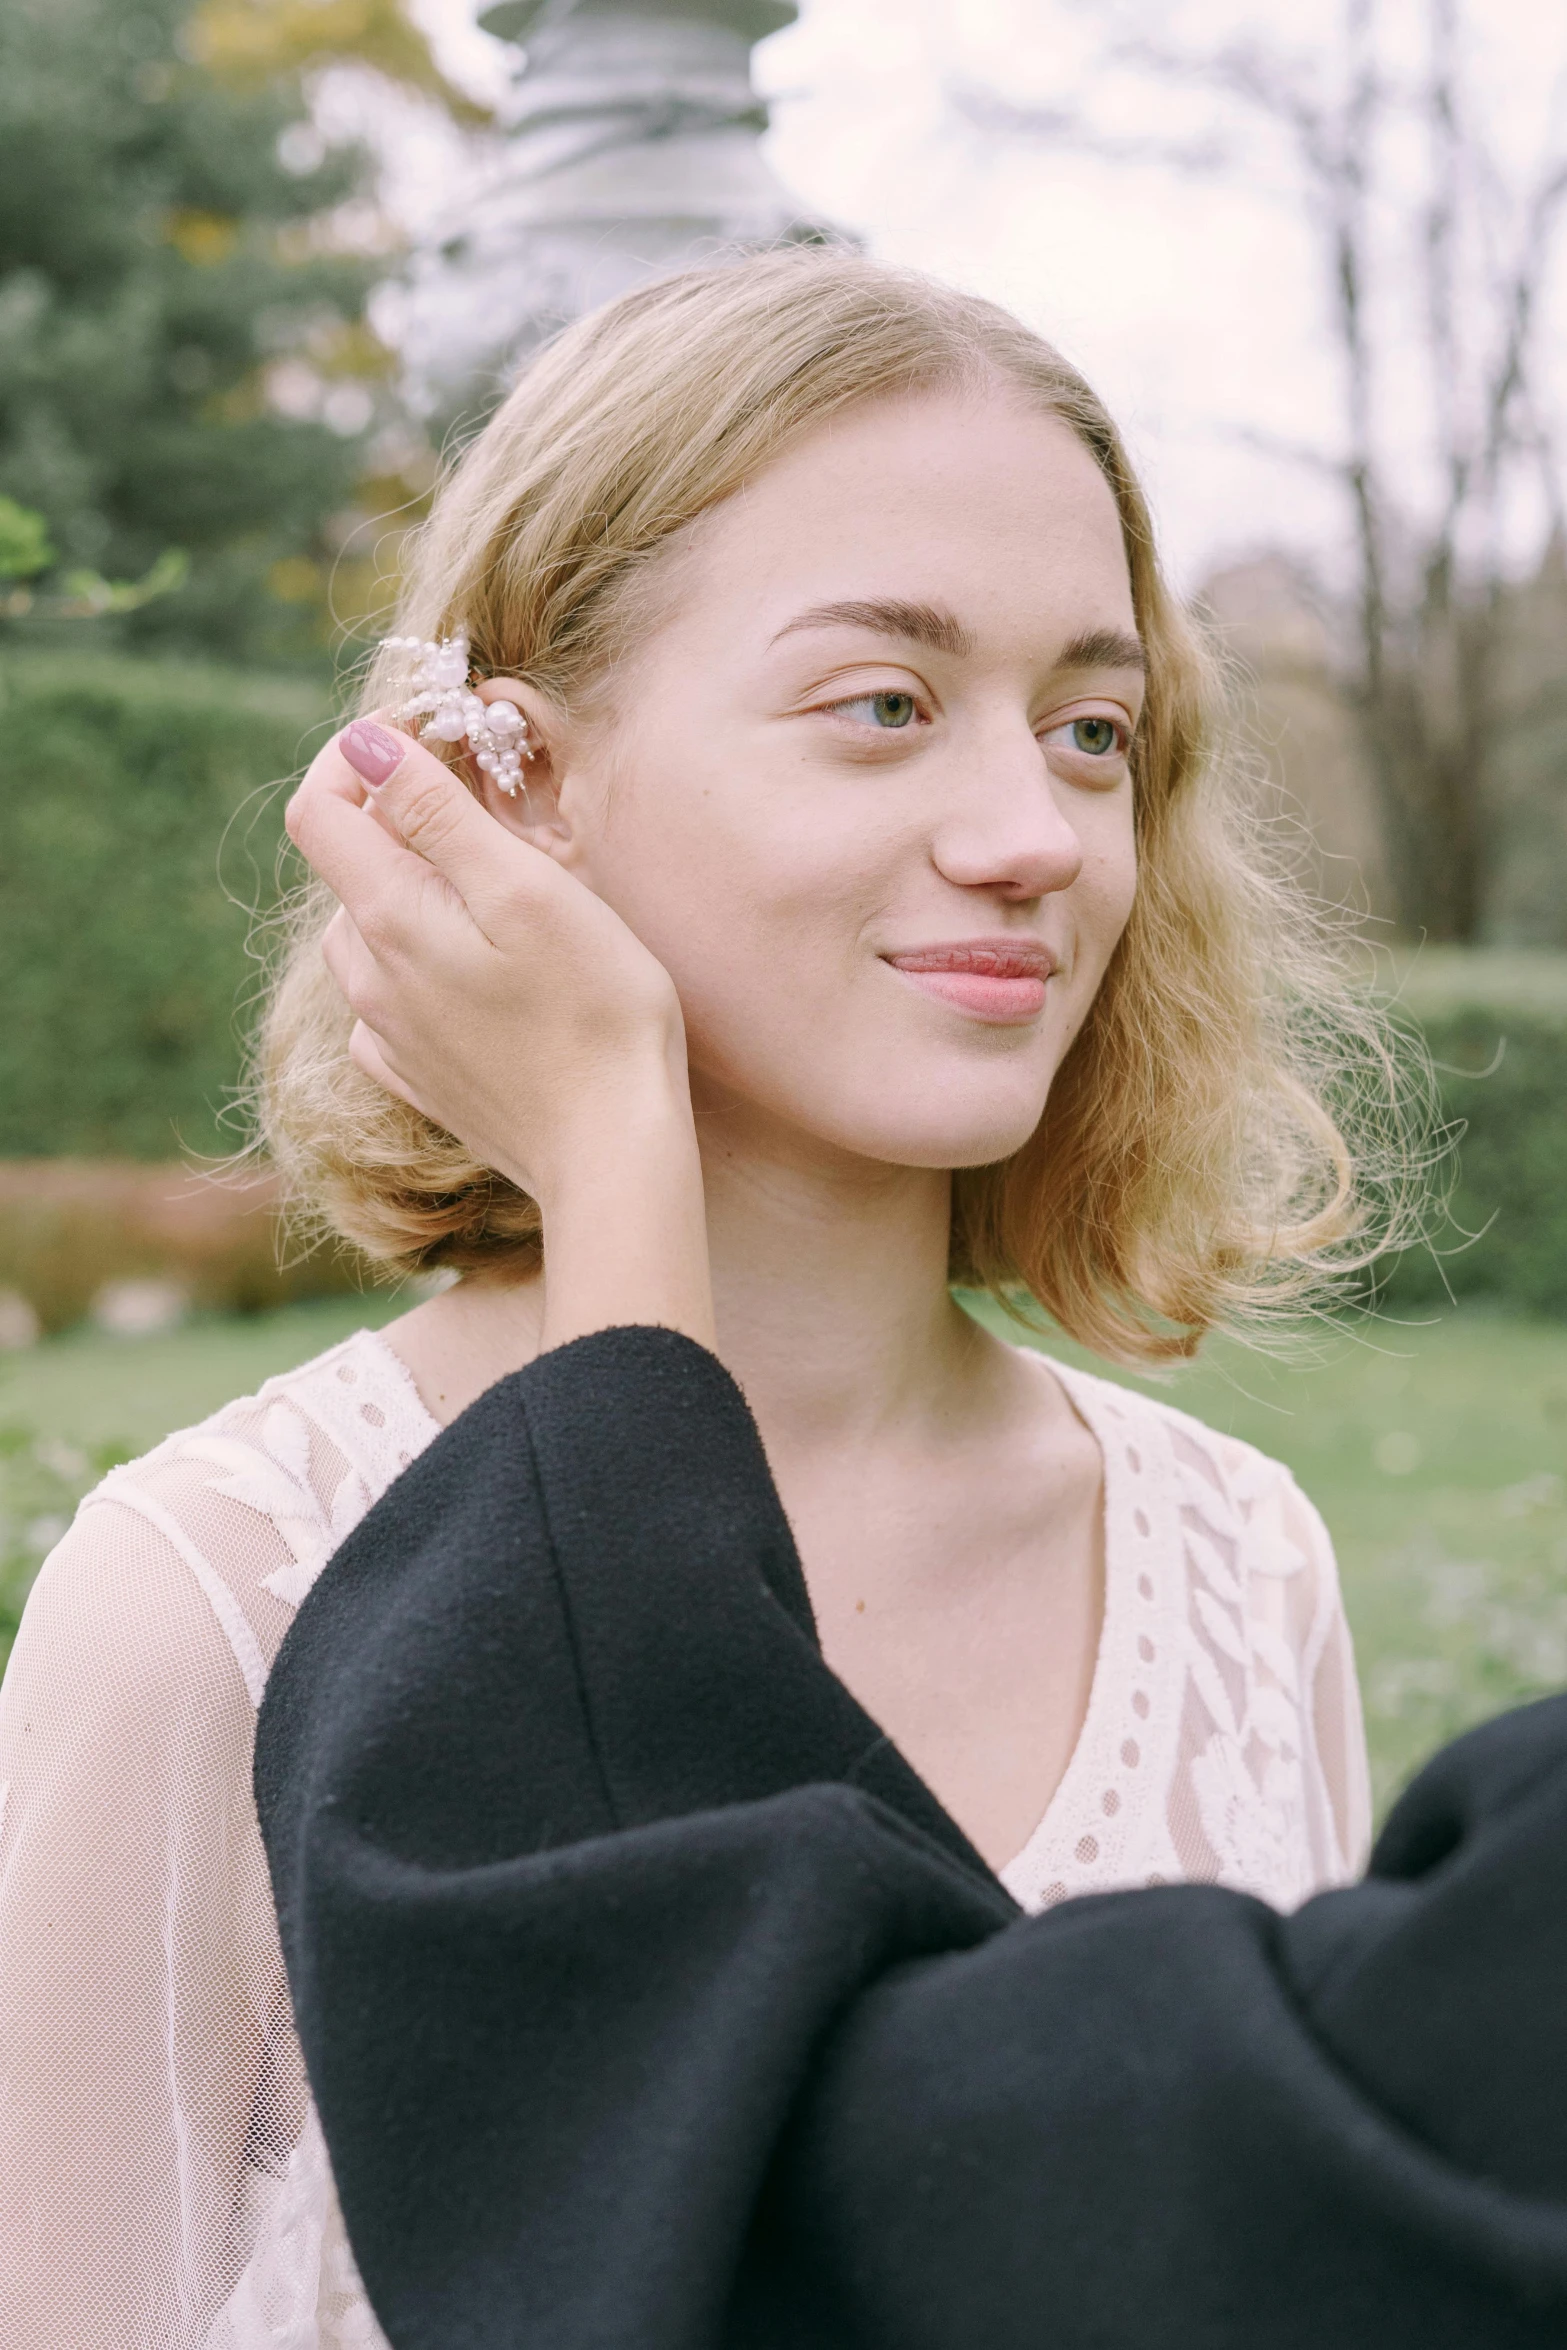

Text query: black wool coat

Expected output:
[253,1326,1567,2350]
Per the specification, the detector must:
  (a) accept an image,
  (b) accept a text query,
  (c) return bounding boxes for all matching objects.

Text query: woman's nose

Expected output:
[929,753,1085,901]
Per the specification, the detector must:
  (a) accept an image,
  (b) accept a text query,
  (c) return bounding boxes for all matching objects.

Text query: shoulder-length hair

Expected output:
[258,247,1422,1365]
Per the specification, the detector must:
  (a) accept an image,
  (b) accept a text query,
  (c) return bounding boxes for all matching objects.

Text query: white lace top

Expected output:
[0,1330,1370,2349]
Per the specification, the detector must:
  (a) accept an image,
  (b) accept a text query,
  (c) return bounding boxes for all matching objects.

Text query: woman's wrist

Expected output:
[522,1021,690,1204]
[530,1063,715,1357]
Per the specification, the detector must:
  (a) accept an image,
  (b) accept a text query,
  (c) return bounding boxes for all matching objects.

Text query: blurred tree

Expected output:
[967,0,1567,943]
[0,0,475,664]
[187,0,482,105]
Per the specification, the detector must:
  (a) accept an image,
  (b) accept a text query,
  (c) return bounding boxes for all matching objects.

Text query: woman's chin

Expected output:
[894,1127,1042,1173]
[818,1097,1049,1174]
[853,1058,1054,1166]
[686,1049,1051,1171]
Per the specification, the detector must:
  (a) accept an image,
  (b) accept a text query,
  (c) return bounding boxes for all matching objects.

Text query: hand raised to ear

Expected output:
[284,716,686,1207]
[285,717,714,1354]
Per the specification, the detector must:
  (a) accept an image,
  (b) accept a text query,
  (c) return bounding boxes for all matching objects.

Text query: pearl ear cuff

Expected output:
[382,630,535,796]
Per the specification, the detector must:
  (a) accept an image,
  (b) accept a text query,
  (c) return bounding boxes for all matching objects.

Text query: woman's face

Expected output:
[522,387,1144,1172]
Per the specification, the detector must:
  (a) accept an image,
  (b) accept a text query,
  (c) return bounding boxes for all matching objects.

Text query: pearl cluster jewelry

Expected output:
[382,630,534,796]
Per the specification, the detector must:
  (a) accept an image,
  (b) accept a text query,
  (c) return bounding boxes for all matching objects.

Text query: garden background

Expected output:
[2,0,1565,1815]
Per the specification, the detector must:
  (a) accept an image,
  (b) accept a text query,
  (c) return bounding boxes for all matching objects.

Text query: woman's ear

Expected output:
[466,677,575,856]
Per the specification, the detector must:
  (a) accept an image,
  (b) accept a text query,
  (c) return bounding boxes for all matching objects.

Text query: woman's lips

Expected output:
[883,942,1053,1024]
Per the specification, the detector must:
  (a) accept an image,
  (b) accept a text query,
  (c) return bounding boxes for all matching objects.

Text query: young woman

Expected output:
[0,251,1398,2347]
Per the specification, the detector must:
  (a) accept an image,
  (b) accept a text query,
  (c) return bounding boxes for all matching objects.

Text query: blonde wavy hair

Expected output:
[258,247,1424,1365]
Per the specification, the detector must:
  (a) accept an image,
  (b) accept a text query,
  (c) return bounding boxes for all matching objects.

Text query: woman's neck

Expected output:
[698,1111,977,1452]
[381,1107,984,1446]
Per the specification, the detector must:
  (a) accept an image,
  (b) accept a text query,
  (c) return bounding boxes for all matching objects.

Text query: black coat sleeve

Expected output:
[254,1327,1567,2350]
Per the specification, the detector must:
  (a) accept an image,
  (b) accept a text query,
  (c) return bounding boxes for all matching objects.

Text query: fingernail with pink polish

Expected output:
[340,721,405,787]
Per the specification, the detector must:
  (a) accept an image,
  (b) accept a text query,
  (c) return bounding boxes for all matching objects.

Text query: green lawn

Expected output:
[3,1295,1564,1816]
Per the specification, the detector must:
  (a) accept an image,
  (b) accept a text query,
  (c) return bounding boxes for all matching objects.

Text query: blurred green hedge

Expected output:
[1382,951,1567,1315]
[0,649,332,1158]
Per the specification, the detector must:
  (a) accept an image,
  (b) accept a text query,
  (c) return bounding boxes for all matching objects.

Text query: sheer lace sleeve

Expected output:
[1247,1445,1373,1881]
[0,1334,434,2349]
[0,1500,301,2348]
[1184,1424,1373,1891]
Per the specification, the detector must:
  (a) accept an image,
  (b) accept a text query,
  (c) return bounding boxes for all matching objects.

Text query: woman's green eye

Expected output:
[837,691,918,729]
[1071,716,1119,754]
[874,693,916,727]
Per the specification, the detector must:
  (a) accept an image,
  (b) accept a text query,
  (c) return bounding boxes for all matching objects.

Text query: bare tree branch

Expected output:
[950,85,1229,175]
[1227,424,1353,481]
[960,0,1567,939]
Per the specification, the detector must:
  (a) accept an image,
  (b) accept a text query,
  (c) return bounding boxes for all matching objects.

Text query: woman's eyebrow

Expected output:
[1056,627,1147,674]
[767,604,1146,677]
[768,599,976,658]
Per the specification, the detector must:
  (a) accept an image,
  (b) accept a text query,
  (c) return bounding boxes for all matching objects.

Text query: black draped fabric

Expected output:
[254,1327,1567,2350]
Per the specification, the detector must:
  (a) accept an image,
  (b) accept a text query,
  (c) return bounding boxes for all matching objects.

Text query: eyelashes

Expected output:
[1039,715,1131,759]
[823,689,923,731]
[817,690,1133,761]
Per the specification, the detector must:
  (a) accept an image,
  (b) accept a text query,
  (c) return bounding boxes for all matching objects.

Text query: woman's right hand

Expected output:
[285,718,716,1354]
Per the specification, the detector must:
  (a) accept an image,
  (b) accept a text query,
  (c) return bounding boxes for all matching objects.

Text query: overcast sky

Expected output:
[405,0,1567,590]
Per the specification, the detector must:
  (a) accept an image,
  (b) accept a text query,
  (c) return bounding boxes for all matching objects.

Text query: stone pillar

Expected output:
[404,0,837,399]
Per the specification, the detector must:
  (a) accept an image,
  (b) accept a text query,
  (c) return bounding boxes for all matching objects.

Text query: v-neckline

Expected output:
[996,1355,1183,1905]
